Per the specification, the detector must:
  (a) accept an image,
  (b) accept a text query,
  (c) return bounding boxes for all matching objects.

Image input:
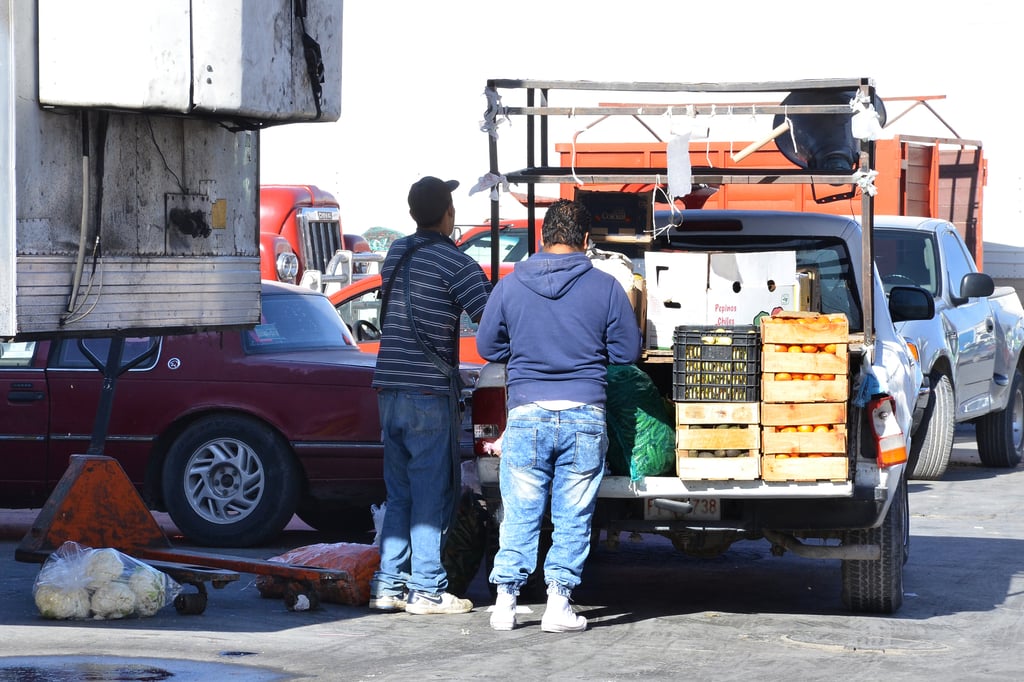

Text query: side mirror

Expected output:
[889,285,935,322]
[951,272,994,305]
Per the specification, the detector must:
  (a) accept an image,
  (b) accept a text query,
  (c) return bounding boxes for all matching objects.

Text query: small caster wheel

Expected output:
[174,591,208,615]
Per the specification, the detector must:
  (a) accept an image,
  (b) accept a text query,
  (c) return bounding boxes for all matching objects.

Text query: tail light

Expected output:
[472,385,507,456]
[869,394,907,467]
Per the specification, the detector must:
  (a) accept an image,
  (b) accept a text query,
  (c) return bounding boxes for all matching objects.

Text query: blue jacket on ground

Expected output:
[476,251,642,410]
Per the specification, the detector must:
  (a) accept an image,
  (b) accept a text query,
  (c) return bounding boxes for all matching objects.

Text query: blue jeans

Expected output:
[489,403,607,594]
[372,391,459,597]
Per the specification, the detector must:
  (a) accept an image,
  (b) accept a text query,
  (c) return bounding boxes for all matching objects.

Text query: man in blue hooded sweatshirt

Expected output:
[476,199,642,632]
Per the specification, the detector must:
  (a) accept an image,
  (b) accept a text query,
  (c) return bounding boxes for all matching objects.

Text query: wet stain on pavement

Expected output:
[0,656,285,681]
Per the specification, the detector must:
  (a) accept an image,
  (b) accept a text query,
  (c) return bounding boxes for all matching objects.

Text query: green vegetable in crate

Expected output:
[605,364,675,481]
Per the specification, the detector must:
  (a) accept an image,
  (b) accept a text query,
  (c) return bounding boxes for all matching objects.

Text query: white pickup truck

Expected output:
[874,217,1024,479]
[466,76,942,615]
[471,209,933,614]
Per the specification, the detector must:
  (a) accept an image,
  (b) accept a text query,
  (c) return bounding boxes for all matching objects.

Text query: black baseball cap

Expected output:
[408,176,459,225]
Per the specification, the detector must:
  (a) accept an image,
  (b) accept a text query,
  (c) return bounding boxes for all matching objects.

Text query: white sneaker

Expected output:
[489,591,517,631]
[541,593,587,633]
[405,590,474,615]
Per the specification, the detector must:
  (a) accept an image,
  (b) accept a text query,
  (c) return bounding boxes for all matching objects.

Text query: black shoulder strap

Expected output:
[379,239,428,327]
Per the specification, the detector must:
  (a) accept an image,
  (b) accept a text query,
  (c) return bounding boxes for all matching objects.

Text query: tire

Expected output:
[840,476,906,614]
[907,373,955,480]
[295,499,375,542]
[976,369,1024,468]
[441,490,490,597]
[162,414,301,547]
[480,499,551,601]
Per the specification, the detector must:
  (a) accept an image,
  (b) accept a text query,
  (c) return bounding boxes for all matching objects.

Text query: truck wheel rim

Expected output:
[183,437,266,525]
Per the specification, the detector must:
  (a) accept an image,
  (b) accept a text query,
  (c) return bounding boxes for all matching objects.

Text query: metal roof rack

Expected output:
[481,77,882,340]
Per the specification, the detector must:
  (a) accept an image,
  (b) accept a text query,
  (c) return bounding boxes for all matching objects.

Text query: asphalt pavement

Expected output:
[1,426,1022,681]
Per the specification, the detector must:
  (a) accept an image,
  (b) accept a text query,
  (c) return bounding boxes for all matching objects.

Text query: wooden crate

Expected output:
[762,424,847,455]
[677,451,760,481]
[762,343,848,375]
[675,421,765,481]
[761,454,848,482]
[760,311,849,345]
[677,424,760,451]
[761,374,848,403]
[760,401,847,427]
[676,401,759,426]
[761,316,849,404]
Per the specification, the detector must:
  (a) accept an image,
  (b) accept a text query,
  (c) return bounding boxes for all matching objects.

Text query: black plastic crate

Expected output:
[672,326,760,402]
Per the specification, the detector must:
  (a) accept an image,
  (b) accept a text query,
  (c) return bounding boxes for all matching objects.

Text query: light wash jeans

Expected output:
[489,403,607,594]
[371,391,458,597]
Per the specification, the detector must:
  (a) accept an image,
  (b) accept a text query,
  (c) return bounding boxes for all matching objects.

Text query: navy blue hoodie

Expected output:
[476,251,642,410]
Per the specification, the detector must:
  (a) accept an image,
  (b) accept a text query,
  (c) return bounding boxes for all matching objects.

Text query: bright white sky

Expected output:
[260,0,1022,246]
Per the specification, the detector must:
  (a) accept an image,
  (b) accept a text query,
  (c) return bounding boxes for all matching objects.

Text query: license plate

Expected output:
[644,498,721,521]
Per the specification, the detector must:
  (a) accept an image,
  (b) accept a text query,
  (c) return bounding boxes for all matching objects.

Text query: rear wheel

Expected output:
[908,373,955,480]
[840,477,906,614]
[441,490,490,597]
[296,498,375,542]
[162,415,301,547]
[976,369,1024,468]
[481,498,552,601]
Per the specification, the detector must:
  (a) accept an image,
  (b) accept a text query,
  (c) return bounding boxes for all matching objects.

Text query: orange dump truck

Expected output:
[557,135,986,265]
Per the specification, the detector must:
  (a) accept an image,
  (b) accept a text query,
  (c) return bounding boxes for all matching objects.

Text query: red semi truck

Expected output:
[259,184,381,294]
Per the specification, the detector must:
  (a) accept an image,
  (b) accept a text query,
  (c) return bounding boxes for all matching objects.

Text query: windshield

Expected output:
[244,292,358,354]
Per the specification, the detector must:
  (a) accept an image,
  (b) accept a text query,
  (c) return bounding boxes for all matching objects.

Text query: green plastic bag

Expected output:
[605,364,676,481]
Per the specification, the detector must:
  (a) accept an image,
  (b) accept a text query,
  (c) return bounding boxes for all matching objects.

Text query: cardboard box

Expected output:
[706,252,798,327]
[644,252,708,349]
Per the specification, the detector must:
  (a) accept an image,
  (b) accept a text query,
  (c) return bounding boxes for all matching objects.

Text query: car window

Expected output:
[52,337,160,370]
[939,229,975,297]
[874,230,939,296]
[245,292,357,353]
[337,284,478,342]
[460,232,528,263]
[0,341,36,368]
[337,287,382,334]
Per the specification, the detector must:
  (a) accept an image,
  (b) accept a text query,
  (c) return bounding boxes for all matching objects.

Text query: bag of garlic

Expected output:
[32,540,181,620]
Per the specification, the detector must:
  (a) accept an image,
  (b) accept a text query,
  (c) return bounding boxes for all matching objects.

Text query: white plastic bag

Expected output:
[371,502,387,546]
[33,541,181,620]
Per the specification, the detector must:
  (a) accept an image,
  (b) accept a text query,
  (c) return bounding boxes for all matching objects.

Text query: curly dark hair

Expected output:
[541,199,591,248]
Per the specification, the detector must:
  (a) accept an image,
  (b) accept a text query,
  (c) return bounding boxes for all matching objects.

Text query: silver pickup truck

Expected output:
[874,216,1024,479]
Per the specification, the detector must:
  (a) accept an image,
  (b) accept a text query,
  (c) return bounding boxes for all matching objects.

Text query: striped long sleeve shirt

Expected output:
[371,230,491,393]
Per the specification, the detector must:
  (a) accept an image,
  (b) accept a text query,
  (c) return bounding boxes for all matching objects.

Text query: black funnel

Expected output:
[773,88,886,171]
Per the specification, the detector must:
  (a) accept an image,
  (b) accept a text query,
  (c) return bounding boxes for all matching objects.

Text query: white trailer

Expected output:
[1,0,342,339]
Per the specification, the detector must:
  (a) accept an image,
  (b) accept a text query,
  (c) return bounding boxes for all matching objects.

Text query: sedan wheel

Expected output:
[162,415,300,547]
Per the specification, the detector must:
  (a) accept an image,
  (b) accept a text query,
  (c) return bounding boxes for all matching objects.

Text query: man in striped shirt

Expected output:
[369,176,492,615]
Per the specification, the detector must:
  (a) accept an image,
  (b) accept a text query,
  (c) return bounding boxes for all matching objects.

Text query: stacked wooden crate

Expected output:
[759,312,850,481]
[673,326,761,480]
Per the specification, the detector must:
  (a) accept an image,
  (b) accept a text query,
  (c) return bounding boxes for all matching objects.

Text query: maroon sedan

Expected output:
[0,281,475,547]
